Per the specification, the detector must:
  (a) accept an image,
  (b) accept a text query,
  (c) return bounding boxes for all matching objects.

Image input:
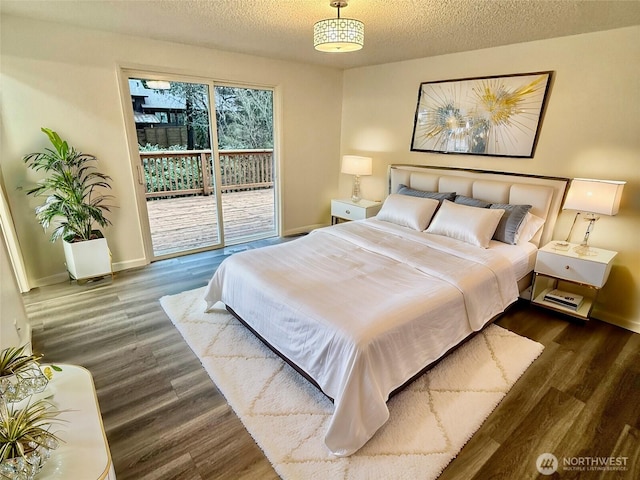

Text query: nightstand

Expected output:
[531,241,617,320]
[331,199,382,225]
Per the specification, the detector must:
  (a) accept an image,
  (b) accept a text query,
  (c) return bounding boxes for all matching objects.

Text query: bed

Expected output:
[204,165,569,457]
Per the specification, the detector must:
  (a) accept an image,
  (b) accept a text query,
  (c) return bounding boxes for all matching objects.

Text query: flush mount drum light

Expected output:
[314,0,364,52]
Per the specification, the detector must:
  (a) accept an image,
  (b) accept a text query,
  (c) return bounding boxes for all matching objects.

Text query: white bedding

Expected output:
[204,218,520,456]
[488,239,537,280]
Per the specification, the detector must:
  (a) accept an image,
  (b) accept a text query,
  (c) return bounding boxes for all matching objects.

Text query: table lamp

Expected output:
[341,155,372,203]
[562,178,625,255]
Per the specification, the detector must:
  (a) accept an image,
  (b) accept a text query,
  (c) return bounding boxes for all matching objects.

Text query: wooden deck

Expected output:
[146,189,275,256]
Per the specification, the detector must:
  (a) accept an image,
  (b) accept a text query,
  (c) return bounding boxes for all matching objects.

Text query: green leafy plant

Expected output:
[0,346,42,379]
[23,128,114,243]
[0,399,63,463]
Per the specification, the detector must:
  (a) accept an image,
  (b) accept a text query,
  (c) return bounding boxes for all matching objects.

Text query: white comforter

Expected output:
[204,219,519,456]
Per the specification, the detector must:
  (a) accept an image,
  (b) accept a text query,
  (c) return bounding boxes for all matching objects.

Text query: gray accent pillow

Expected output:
[490,203,532,245]
[454,195,490,208]
[397,184,456,202]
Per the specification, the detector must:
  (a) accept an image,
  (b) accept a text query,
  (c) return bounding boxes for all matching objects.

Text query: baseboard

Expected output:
[31,272,70,288]
[592,309,640,334]
[283,223,327,237]
[112,257,148,272]
[31,257,148,289]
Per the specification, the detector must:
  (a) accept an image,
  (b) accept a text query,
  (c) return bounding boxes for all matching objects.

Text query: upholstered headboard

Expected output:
[389,165,569,247]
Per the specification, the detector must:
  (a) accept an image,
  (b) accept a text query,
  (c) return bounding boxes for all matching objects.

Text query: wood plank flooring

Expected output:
[23,239,639,479]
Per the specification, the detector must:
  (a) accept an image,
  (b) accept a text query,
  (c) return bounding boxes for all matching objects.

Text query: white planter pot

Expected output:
[62,237,112,280]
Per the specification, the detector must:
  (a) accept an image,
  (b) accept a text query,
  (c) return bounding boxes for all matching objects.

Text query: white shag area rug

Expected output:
[160,287,543,480]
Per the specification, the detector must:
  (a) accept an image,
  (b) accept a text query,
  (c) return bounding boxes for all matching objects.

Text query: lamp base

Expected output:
[573,244,597,256]
[351,175,361,203]
[573,215,599,256]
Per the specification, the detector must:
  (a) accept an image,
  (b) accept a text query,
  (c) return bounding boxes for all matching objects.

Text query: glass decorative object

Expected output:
[1,347,61,479]
[0,436,59,480]
[0,365,48,404]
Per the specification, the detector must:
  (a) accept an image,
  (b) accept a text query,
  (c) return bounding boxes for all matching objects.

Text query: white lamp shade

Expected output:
[341,155,372,176]
[563,178,626,215]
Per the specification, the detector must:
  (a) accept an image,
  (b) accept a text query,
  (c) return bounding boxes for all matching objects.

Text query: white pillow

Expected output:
[426,200,505,248]
[376,194,440,231]
[515,212,546,245]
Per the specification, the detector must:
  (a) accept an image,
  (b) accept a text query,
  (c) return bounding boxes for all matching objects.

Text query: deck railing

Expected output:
[139,149,274,199]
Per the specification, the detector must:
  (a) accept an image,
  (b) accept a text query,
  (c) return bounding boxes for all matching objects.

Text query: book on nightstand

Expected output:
[544,289,584,310]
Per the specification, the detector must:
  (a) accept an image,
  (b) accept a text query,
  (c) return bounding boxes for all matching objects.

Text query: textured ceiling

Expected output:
[2,0,640,69]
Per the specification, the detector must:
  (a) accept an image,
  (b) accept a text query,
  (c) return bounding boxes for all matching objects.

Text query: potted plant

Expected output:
[23,128,114,281]
[0,346,48,404]
[0,399,62,479]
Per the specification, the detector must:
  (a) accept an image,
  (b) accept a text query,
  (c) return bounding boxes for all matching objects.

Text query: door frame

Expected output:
[116,66,280,263]
[0,180,30,292]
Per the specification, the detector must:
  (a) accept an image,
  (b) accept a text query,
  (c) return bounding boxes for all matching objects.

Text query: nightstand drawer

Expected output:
[331,202,367,221]
[331,199,381,222]
[532,242,617,321]
[535,250,612,287]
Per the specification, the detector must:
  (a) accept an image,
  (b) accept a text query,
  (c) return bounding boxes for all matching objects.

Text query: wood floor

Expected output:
[23,239,639,480]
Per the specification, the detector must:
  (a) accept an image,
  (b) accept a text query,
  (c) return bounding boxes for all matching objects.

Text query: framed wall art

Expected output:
[410,71,553,158]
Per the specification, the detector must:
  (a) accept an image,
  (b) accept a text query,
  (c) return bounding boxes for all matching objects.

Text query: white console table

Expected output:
[38,365,116,479]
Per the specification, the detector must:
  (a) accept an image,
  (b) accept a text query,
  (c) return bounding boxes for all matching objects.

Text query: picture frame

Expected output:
[410,71,553,158]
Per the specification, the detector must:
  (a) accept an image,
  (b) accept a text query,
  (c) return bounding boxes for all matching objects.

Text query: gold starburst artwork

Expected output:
[411,72,552,158]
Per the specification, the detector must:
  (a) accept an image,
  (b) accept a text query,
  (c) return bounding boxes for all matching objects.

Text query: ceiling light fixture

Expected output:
[314,1,364,53]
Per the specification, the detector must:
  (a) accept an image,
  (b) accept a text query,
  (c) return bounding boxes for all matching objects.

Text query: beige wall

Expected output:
[340,27,640,331]
[0,15,343,286]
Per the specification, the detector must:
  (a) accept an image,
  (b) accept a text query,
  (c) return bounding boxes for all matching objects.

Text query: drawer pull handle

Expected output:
[565,265,570,270]
[346,210,351,214]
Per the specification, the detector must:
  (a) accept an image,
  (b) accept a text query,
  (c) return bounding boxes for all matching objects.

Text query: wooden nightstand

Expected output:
[331,199,382,225]
[531,241,617,320]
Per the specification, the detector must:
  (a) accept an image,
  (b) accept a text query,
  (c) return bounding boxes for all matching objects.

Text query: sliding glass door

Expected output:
[127,77,221,257]
[122,72,277,260]
[214,85,276,244]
